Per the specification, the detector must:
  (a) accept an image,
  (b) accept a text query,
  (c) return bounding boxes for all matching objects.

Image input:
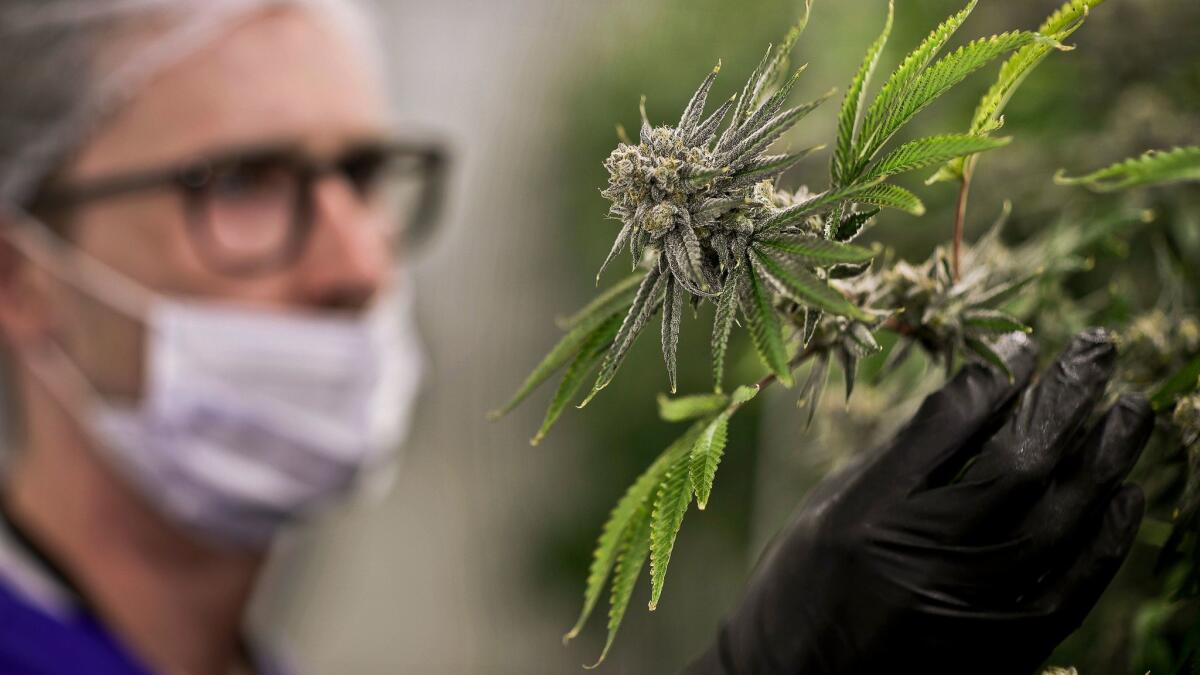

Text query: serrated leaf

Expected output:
[868,133,1010,179]
[735,63,809,147]
[834,0,893,186]
[1055,146,1200,192]
[711,270,741,391]
[678,61,721,139]
[753,248,872,322]
[836,347,859,403]
[802,307,822,348]
[657,392,730,422]
[689,413,731,511]
[833,207,880,242]
[760,180,882,232]
[490,301,630,419]
[754,234,876,267]
[588,500,650,669]
[596,220,636,284]
[649,449,694,611]
[581,265,667,406]
[661,275,684,393]
[690,94,737,147]
[558,272,645,329]
[732,0,814,130]
[563,422,690,646]
[739,264,795,387]
[930,0,1107,183]
[847,322,882,356]
[725,91,834,167]
[797,352,831,429]
[963,308,1031,335]
[720,46,774,151]
[887,32,1037,152]
[857,0,978,167]
[532,314,622,445]
[664,229,715,297]
[729,146,823,185]
[852,183,925,216]
[860,29,1036,164]
[965,336,1014,382]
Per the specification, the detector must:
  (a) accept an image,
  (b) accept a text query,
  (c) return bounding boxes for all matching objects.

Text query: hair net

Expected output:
[0,0,382,209]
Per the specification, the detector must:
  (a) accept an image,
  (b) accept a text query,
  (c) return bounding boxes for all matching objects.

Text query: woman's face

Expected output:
[11,7,397,398]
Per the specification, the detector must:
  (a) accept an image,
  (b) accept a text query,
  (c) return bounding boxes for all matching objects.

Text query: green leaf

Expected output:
[752,248,872,322]
[689,414,730,511]
[967,269,1042,308]
[490,299,630,419]
[851,183,925,216]
[1055,146,1200,192]
[563,424,690,646]
[730,146,823,185]
[595,220,636,284]
[558,272,644,329]
[834,0,893,186]
[868,133,1010,179]
[754,234,876,267]
[649,449,694,611]
[738,0,814,126]
[965,336,1014,382]
[711,271,741,391]
[1150,354,1200,412]
[739,264,795,387]
[833,207,880,242]
[531,314,621,445]
[678,61,721,138]
[690,93,737,146]
[931,0,1106,183]
[657,392,730,422]
[688,385,757,510]
[665,228,714,296]
[836,347,859,403]
[857,0,978,167]
[588,501,651,669]
[860,29,1037,164]
[760,180,882,232]
[581,265,667,407]
[797,352,831,429]
[963,308,1031,335]
[726,90,835,167]
[723,46,774,148]
[661,275,684,393]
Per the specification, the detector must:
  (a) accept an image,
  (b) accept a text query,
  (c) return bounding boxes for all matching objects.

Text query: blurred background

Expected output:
[246,0,1200,672]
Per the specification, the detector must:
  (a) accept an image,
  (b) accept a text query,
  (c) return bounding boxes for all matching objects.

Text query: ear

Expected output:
[0,222,57,348]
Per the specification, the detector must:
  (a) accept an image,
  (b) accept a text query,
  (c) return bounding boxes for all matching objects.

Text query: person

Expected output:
[0,2,1154,674]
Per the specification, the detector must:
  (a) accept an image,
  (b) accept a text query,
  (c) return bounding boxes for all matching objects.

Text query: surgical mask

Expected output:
[4,212,425,548]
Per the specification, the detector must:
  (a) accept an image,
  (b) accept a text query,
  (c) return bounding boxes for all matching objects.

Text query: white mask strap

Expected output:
[1,207,157,320]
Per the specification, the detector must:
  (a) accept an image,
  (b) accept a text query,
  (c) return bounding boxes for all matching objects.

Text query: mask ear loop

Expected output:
[0,206,156,322]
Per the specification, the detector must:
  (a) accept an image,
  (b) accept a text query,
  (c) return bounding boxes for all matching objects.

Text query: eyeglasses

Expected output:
[29,139,448,277]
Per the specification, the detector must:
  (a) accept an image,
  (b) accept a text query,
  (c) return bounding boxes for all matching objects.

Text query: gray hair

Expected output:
[0,0,383,209]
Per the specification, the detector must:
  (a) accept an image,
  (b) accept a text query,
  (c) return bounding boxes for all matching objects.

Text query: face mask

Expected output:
[4,211,425,548]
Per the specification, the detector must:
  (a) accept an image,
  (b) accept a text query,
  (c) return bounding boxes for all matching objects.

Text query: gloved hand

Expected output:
[685,329,1154,675]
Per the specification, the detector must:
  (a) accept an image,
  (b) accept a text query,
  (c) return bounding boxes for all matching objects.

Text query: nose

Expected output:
[292,173,393,311]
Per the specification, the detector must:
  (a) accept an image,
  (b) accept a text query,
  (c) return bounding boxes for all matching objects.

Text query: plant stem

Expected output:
[952,170,972,282]
[735,319,918,410]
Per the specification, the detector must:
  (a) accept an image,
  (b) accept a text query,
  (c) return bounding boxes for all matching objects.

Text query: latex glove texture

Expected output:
[687,329,1154,675]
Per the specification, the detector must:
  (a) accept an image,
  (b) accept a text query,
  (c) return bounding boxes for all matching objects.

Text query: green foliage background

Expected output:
[521,0,1200,671]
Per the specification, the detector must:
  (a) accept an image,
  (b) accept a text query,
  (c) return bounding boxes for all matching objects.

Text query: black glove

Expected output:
[686,329,1154,675]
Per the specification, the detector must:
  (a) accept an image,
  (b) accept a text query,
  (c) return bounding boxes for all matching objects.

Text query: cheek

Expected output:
[71,192,204,296]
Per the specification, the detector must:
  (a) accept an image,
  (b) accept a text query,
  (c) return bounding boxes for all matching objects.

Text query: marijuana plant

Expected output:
[491,0,1200,668]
